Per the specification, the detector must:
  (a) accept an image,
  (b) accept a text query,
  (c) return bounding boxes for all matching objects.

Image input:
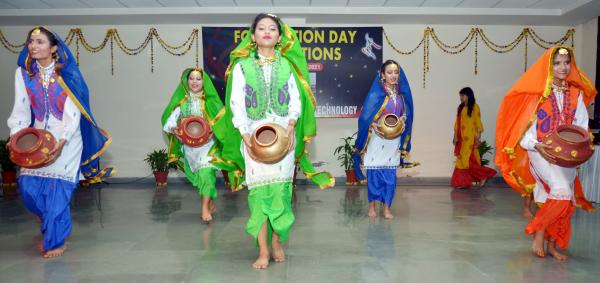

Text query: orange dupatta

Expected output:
[494,46,597,211]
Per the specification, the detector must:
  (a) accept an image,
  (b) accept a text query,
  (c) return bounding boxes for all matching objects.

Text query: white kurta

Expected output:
[364,92,406,169]
[519,87,588,203]
[230,56,301,189]
[7,64,83,183]
[163,92,216,172]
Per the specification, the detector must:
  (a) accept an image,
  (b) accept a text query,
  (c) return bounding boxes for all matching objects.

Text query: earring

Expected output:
[250,41,257,49]
[275,40,281,49]
[52,52,58,62]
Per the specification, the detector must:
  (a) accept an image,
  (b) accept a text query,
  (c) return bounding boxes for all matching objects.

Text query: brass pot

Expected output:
[176,116,213,147]
[376,114,405,140]
[249,123,291,164]
[540,124,594,168]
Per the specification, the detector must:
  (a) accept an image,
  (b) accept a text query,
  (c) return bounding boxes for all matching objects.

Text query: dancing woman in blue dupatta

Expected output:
[7,27,113,258]
[353,60,414,219]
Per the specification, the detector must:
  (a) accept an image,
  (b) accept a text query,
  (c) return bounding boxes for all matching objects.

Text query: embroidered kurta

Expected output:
[8,64,83,183]
[229,55,301,189]
[363,87,406,169]
[519,87,588,204]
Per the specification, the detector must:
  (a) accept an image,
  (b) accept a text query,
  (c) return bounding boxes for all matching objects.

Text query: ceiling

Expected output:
[0,0,599,25]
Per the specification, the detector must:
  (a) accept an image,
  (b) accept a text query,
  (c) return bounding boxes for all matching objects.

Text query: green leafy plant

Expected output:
[478,140,493,166]
[333,133,357,171]
[144,149,170,172]
[0,138,17,172]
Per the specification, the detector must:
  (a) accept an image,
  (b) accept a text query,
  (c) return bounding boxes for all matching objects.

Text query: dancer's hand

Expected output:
[534,143,557,163]
[172,127,183,142]
[47,139,66,164]
[242,133,252,149]
[286,120,296,152]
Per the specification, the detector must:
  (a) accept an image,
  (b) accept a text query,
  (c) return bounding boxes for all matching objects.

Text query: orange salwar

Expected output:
[525,199,575,249]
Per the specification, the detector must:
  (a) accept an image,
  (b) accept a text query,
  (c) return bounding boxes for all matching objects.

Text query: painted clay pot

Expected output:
[377,114,405,139]
[8,128,57,169]
[176,116,212,147]
[541,124,594,168]
[249,123,290,164]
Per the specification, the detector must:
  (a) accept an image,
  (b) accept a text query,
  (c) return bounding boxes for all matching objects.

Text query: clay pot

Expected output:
[249,123,290,164]
[176,116,212,147]
[376,114,405,139]
[541,124,594,168]
[8,128,57,169]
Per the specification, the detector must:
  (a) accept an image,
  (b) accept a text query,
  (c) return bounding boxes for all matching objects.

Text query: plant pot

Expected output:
[153,171,168,187]
[345,169,358,185]
[2,171,18,199]
[2,170,17,185]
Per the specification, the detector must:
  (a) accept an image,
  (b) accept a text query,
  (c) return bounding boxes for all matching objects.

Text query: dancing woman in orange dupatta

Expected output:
[451,87,496,189]
[495,46,596,261]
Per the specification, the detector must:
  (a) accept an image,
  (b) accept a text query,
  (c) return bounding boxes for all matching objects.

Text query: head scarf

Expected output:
[18,27,113,183]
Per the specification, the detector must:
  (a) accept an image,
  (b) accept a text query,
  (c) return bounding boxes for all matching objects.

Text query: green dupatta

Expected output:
[161,68,225,169]
[211,20,335,191]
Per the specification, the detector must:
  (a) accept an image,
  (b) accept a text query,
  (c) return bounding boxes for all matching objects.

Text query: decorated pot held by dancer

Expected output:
[541,124,594,168]
[249,123,291,164]
[8,128,57,169]
[376,114,405,140]
[176,116,213,147]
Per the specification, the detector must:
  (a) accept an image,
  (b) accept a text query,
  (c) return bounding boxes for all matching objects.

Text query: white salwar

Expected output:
[7,65,83,183]
[519,87,588,203]
[162,92,216,172]
[364,92,406,169]
[229,56,301,189]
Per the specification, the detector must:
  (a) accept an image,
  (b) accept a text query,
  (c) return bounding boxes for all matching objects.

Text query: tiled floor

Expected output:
[0,183,598,282]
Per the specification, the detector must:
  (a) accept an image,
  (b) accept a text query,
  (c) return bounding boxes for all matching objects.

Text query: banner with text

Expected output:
[202,26,382,118]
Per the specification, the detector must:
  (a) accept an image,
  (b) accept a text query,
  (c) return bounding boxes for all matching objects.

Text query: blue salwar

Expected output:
[366,169,396,207]
[19,176,77,251]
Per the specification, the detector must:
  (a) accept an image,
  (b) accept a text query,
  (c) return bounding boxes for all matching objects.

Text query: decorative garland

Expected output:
[1,27,573,85]
[0,28,199,75]
[383,27,574,87]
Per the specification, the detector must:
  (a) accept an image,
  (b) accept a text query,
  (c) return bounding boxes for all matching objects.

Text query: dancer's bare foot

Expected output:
[209,200,216,213]
[368,202,377,218]
[252,250,270,269]
[479,179,487,187]
[547,241,568,261]
[43,245,66,259]
[532,230,545,258]
[383,206,394,219]
[201,206,213,223]
[271,241,286,262]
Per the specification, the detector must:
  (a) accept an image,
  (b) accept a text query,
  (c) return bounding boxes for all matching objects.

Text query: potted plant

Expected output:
[144,149,171,187]
[0,138,18,198]
[333,133,358,185]
[478,140,493,166]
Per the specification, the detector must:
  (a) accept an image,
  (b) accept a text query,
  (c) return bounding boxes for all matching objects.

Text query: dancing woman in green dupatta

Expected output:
[161,68,225,223]
[210,13,334,269]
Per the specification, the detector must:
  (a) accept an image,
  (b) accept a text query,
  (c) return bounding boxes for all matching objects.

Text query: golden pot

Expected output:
[376,114,405,139]
[249,123,291,164]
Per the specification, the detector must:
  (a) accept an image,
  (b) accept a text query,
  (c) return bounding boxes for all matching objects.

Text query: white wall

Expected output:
[0,19,596,179]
